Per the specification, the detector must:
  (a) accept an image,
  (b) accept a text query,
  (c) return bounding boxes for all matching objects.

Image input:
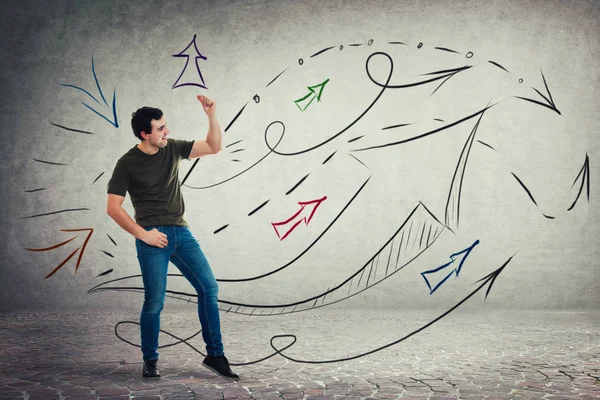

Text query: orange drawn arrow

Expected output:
[271,196,327,241]
[25,228,94,279]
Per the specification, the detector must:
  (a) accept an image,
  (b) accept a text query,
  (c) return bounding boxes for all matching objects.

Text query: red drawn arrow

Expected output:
[25,228,94,279]
[271,196,327,241]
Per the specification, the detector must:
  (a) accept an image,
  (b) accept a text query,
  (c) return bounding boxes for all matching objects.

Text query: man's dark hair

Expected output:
[131,107,163,140]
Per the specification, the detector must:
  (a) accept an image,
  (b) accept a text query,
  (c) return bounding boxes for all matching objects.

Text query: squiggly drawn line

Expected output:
[181,104,249,187]
[105,257,511,366]
[183,121,284,189]
[352,105,493,152]
[25,188,46,193]
[91,202,442,316]
[89,176,371,291]
[263,52,394,156]
[445,108,487,232]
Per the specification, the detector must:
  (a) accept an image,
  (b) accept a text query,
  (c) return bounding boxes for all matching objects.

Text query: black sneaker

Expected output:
[202,354,239,379]
[142,359,160,379]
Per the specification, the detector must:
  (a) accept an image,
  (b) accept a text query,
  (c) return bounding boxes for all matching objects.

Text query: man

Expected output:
[106,95,238,379]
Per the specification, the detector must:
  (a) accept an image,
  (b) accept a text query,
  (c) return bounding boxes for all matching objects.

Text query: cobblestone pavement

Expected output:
[0,308,598,399]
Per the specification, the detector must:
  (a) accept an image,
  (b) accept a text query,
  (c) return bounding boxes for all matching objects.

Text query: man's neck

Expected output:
[137,142,159,155]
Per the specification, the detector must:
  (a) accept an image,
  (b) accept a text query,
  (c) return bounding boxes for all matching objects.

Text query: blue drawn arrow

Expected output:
[60,56,118,128]
[421,239,480,294]
[172,34,208,89]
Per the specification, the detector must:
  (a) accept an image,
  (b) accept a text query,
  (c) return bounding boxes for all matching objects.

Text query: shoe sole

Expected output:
[202,362,239,380]
[142,374,161,379]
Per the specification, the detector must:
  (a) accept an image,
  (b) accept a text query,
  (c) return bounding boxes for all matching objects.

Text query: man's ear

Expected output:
[140,131,149,140]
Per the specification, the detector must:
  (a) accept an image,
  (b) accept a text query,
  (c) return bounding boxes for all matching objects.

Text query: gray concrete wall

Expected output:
[1,0,598,312]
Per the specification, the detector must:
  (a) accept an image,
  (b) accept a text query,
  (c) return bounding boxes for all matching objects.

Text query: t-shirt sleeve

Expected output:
[107,159,130,197]
[171,139,195,160]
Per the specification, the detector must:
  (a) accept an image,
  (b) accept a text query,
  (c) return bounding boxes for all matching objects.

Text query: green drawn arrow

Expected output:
[294,78,330,112]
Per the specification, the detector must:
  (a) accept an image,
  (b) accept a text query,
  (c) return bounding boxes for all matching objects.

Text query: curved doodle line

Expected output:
[445,109,487,232]
[113,321,292,367]
[218,175,371,282]
[183,121,285,189]
[106,257,511,366]
[91,203,444,316]
[267,256,511,364]
[352,105,493,152]
[92,55,109,107]
[89,176,371,291]
[263,52,394,156]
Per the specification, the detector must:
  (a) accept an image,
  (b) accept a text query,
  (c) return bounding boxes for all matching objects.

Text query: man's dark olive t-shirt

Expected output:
[107,139,195,227]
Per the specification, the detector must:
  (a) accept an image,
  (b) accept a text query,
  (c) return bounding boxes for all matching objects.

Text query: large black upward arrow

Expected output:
[268,255,515,364]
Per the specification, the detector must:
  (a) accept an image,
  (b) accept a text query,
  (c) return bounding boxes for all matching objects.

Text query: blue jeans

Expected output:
[135,225,223,361]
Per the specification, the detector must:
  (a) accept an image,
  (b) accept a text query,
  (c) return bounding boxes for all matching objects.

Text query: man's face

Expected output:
[143,116,169,148]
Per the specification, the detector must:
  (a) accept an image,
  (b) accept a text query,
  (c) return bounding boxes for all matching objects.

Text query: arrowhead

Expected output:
[474,253,514,300]
[307,78,330,101]
[567,153,590,211]
[298,195,328,225]
[172,34,207,59]
[25,228,94,278]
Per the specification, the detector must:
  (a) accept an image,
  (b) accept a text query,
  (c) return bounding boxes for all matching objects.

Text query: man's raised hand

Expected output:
[197,95,216,117]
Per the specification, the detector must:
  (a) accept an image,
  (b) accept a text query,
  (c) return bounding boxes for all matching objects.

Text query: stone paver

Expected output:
[0,309,598,399]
